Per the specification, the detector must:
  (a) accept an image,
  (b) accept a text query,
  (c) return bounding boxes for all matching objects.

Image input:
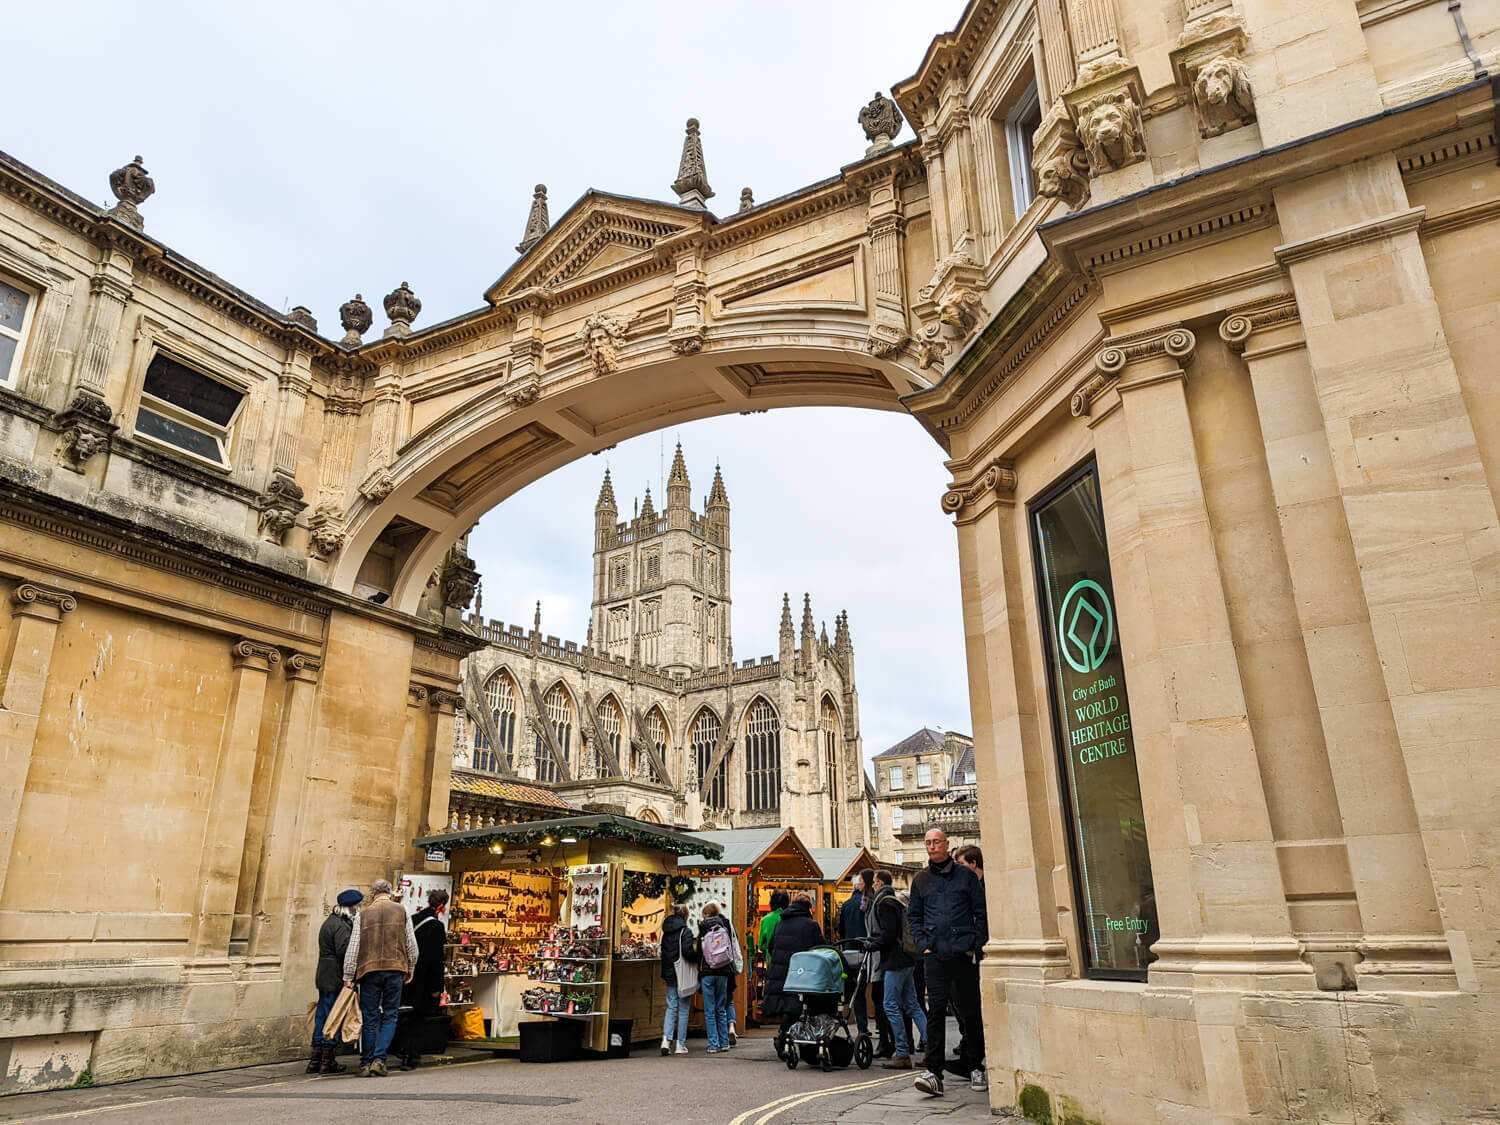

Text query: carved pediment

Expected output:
[485,192,707,303]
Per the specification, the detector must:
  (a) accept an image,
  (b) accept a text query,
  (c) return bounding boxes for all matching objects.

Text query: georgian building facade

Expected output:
[868,727,980,864]
[450,452,868,848]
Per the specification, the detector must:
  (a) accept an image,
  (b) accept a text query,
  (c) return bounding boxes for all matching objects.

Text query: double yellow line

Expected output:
[726,1072,909,1125]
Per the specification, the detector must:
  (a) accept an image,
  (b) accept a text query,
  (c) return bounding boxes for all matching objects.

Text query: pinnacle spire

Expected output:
[707,463,729,508]
[516,184,549,254]
[800,593,816,656]
[668,442,689,484]
[596,467,617,510]
[672,118,714,208]
[780,593,794,636]
[640,485,656,521]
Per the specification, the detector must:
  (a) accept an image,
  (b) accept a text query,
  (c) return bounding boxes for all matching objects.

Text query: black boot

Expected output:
[306,1049,322,1073]
[319,1048,347,1074]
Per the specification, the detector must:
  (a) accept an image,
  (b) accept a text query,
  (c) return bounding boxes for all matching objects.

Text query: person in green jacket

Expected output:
[757,889,789,952]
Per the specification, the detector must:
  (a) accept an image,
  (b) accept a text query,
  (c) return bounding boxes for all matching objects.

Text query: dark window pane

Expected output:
[143,354,242,426]
[0,335,16,380]
[136,406,224,463]
[1033,465,1158,977]
[0,280,28,332]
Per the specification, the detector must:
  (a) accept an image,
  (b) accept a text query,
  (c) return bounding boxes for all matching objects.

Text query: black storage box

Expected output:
[606,1018,633,1058]
[392,1008,451,1059]
[519,1016,584,1063]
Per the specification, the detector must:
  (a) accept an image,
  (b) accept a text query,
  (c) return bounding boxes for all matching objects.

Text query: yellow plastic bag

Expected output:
[451,1006,486,1040]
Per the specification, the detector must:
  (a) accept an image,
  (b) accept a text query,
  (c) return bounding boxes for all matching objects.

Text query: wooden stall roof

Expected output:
[413,813,718,857]
[676,827,822,878]
[809,846,883,884]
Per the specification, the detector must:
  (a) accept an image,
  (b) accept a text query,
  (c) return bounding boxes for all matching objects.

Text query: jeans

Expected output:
[311,988,340,1049]
[358,970,405,1066]
[728,998,737,1030]
[663,982,691,1042]
[882,967,927,1058]
[871,977,893,1048]
[922,953,983,1077]
[702,975,730,1051]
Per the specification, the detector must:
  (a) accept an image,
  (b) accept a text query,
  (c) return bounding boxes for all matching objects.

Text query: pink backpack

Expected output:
[701,924,733,969]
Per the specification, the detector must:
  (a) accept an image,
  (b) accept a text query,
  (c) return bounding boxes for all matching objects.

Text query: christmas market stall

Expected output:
[810,846,885,931]
[411,814,719,1058]
[675,827,824,1027]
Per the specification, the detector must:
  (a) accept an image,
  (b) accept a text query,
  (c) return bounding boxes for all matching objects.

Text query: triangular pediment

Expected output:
[486,191,709,303]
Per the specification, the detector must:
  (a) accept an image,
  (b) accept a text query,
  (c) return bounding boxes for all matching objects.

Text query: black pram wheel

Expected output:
[786,1048,799,1070]
[820,1043,833,1072]
[855,1035,873,1070]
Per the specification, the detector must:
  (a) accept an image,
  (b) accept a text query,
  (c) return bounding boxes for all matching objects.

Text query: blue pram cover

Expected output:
[785,947,844,995]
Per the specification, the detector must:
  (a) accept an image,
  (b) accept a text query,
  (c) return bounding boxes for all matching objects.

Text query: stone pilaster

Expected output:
[394,682,430,870]
[186,638,280,975]
[865,174,908,358]
[1034,0,1077,108]
[659,231,710,356]
[1221,298,1455,990]
[359,361,403,502]
[1273,160,1500,990]
[244,652,322,973]
[1086,326,1313,991]
[0,582,77,899]
[308,359,366,558]
[943,461,1072,981]
[420,690,461,869]
[68,248,133,408]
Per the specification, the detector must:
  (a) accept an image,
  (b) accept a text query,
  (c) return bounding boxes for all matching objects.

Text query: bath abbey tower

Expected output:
[450,446,867,848]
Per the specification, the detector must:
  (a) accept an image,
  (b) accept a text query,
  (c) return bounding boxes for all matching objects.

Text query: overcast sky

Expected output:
[8,0,973,767]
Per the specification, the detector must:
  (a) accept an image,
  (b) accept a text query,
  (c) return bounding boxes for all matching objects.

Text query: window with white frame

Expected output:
[1005,80,1043,217]
[892,805,904,830]
[888,765,904,791]
[966,769,977,785]
[0,278,36,387]
[917,762,933,788]
[134,352,245,468]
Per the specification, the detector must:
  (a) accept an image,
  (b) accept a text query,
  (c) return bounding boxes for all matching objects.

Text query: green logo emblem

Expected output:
[1059,579,1114,674]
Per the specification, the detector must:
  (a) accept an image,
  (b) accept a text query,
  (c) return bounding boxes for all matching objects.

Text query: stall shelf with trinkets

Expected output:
[676,827,825,1028]
[414,814,720,1053]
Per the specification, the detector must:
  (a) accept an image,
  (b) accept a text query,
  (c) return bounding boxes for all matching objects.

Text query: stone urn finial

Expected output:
[858,92,904,156]
[339,293,373,347]
[107,155,155,229]
[382,282,421,338]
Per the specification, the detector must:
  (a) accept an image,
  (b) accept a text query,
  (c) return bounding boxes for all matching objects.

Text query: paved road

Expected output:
[1,1030,997,1124]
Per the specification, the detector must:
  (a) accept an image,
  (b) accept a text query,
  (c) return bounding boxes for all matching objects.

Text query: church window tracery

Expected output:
[744,697,781,813]
[820,696,841,845]
[473,669,517,772]
[643,706,668,784]
[597,696,622,777]
[536,684,573,783]
[692,708,727,811]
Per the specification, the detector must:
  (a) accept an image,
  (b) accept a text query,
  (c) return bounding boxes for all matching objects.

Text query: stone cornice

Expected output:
[1273,207,1425,268]
[892,0,1006,125]
[0,151,336,361]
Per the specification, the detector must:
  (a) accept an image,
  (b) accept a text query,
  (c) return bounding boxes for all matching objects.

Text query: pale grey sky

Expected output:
[8,0,973,765]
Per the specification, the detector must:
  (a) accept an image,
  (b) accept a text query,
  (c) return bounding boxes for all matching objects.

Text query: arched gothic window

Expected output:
[535,684,573,784]
[642,707,668,784]
[597,696,622,777]
[473,670,517,773]
[692,708,727,811]
[744,697,782,813]
[820,696,842,846]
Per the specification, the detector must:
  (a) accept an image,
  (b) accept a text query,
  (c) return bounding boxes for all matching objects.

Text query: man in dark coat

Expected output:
[908,829,987,1098]
[761,892,825,1039]
[870,870,925,1069]
[659,905,693,1054]
[310,889,361,1074]
[398,887,448,1069]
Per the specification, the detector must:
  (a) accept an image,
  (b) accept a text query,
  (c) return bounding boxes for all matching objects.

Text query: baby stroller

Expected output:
[777,939,874,1072]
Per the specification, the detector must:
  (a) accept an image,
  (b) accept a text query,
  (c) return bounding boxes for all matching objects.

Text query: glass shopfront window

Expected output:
[1031,463,1158,979]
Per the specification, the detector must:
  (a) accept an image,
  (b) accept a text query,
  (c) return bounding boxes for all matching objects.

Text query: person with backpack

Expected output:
[760,890,825,1041]
[869,870,926,1070]
[694,902,743,1054]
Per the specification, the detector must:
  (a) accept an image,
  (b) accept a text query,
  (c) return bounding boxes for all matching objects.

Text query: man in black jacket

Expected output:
[908,829,987,1097]
[398,888,448,1070]
[311,889,361,1074]
[869,870,926,1070]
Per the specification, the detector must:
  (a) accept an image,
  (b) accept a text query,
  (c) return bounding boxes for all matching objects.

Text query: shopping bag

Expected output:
[451,1006,486,1039]
[322,983,361,1045]
[675,946,700,997]
[305,1001,317,1039]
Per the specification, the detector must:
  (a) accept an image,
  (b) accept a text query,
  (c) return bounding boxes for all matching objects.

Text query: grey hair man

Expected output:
[342,877,419,1077]
[908,829,987,1098]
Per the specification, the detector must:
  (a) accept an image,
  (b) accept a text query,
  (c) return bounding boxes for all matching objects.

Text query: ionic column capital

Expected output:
[1219,294,1300,354]
[941,458,1017,522]
[408,682,431,706]
[283,651,323,682]
[1072,325,1195,417]
[232,639,282,671]
[11,582,78,621]
[429,689,463,714]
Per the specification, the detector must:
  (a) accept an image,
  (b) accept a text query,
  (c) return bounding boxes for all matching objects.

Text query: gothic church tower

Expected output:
[591,445,732,674]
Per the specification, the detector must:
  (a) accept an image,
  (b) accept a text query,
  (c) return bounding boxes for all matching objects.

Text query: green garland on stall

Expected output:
[669,875,698,903]
[622,870,668,904]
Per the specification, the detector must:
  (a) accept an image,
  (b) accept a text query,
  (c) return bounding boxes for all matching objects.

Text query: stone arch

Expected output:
[635,806,662,824]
